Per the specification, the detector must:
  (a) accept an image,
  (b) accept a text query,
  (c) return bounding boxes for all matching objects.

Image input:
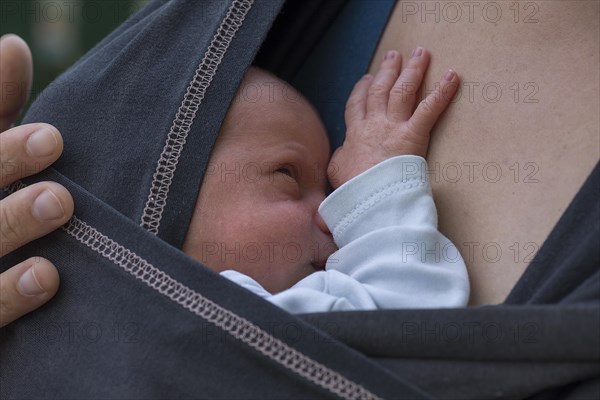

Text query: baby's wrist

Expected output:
[328,151,426,189]
[345,155,428,186]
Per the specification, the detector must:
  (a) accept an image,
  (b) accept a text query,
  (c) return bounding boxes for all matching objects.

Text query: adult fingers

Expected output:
[388,46,431,122]
[0,181,73,257]
[344,74,372,125]
[1,123,64,187]
[366,50,402,117]
[0,34,33,132]
[409,69,460,137]
[0,257,59,328]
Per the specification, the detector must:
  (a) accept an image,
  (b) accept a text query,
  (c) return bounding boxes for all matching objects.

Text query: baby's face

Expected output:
[183,69,335,293]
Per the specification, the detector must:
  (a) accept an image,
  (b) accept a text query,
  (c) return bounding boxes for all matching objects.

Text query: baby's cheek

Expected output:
[273,207,315,253]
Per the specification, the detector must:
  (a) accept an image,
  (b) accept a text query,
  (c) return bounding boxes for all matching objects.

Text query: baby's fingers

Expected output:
[344,74,372,125]
[388,47,430,122]
[409,69,460,136]
[366,51,402,116]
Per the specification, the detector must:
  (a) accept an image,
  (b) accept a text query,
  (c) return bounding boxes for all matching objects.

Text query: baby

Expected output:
[183,48,469,313]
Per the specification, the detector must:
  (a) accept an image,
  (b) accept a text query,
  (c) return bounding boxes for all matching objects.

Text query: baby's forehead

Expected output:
[224,69,316,127]
[215,67,327,153]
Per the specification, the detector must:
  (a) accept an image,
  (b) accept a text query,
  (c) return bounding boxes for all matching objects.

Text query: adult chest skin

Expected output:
[369,1,599,305]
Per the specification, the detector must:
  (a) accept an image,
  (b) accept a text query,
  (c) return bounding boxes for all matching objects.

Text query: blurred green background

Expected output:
[1,0,150,120]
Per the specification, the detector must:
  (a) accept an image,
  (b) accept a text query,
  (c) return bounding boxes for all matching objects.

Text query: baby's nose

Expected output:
[315,211,331,237]
[313,211,337,267]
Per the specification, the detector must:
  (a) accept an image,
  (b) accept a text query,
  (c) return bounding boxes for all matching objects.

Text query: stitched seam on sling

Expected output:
[4,181,27,193]
[1,183,381,400]
[65,217,381,400]
[140,0,254,235]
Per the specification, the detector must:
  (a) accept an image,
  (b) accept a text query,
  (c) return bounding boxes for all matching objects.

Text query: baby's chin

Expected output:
[311,260,326,272]
[263,262,323,294]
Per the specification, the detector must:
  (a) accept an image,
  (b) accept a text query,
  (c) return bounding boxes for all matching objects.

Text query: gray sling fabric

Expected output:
[1,1,427,398]
[1,0,598,399]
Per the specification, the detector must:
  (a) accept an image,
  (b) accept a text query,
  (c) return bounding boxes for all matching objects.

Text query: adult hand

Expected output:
[0,34,74,327]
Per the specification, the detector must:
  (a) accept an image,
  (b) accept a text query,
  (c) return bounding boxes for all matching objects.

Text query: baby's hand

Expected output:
[328,47,459,189]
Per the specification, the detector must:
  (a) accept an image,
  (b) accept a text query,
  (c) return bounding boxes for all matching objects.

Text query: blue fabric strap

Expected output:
[293,0,396,149]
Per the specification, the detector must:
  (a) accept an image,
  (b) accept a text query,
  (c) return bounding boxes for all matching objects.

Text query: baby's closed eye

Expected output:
[267,164,301,199]
[275,166,295,179]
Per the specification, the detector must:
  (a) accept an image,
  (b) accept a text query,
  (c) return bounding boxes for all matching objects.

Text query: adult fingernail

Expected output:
[413,47,423,58]
[444,69,456,81]
[26,128,58,157]
[17,266,45,296]
[383,50,396,61]
[32,189,65,221]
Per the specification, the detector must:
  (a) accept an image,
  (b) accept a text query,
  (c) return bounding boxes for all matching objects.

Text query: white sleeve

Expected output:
[221,155,470,314]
